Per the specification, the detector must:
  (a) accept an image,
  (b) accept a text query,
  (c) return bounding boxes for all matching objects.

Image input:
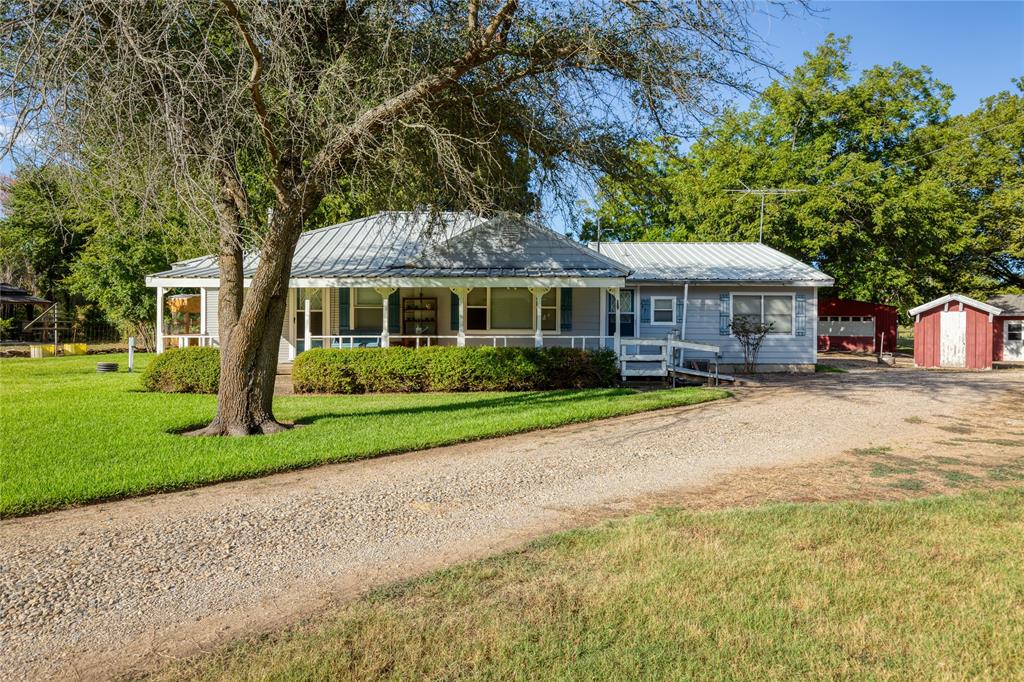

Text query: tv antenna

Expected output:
[723,187,806,243]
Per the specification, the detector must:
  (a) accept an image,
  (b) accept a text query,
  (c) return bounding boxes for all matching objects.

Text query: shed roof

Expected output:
[908,294,1003,317]
[152,212,628,280]
[987,294,1024,316]
[0,283,50,305]
[590,242,834,286]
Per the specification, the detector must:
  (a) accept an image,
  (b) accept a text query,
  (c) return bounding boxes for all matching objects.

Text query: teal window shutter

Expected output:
[450,291,460,331]
[388,291,401,333]
[676,298,685,327]
[560,288,572,332]
[339,287,350,331]
[719,293,730,335]
[640,297,651,324]
[795,294,807,336]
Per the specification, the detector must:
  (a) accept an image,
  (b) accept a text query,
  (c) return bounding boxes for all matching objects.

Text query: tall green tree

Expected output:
[588,36,1024,309]
[6,0,772,435]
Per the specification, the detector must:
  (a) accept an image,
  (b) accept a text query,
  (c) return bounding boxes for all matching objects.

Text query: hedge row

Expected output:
[292,346,619,394]
[141,346,220,394]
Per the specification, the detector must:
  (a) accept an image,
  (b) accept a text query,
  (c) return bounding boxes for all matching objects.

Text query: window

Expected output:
[731,293,793,334]
[353,287,383,330]
[490,288,532,329]
[1008,322,1023,342]
[651,296,676,325]
[540,289,558,331]
[466,288,488,330]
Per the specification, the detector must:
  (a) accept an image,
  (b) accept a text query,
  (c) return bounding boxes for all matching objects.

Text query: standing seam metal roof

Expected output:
[591,242,834,284]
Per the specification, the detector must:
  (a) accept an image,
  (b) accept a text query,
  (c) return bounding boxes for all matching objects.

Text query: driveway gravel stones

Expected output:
[1,369,1021,681]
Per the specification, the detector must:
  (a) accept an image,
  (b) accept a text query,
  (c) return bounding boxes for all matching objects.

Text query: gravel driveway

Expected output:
[2,368,1021,681]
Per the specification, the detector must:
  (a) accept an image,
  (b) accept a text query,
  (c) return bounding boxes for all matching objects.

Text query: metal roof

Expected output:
[909,294,1003,317]
[590,242,834,285]
[0,283,51,305]
[987,294,1024,316]
[152,212,628,280]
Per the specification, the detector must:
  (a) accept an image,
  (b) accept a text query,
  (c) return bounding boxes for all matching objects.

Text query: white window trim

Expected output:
[649,295,676,326]
[466,287,562,335]
[350,286,385,330]
[729,291,796,337]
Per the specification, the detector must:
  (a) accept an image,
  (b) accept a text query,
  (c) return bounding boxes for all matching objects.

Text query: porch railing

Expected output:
[308,334,614,350]
[163,334,218,348]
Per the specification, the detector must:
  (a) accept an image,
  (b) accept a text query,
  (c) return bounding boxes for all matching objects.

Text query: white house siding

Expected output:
[627,284,818,367]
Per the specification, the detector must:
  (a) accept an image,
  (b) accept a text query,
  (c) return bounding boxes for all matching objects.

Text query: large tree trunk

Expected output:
[195,184,314,436]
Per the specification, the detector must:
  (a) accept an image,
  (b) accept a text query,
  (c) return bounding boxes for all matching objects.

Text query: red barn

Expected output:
[909,294,1011,369]
[817,298,898,353]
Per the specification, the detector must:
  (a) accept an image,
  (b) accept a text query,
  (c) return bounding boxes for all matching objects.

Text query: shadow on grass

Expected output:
[291,388,641,426]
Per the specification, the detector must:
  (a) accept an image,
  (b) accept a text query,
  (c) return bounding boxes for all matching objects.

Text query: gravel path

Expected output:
[2,369,1021,681]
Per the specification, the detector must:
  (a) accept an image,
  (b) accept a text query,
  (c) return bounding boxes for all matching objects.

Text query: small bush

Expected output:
[142,346,220,394]
[293,346,618,394]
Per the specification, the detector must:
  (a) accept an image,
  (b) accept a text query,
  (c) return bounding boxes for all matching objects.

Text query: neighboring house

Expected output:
[909,293,1024,369]
[817,298,898,354]
[145,212,834,374]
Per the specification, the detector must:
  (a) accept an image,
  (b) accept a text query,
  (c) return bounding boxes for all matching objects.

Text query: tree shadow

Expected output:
[291,388,640,426]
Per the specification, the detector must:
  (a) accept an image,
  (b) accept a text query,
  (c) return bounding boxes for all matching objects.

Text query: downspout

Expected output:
[679,282,689,367]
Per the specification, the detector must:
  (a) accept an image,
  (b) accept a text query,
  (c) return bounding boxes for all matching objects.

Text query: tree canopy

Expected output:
[587,36,1024,310]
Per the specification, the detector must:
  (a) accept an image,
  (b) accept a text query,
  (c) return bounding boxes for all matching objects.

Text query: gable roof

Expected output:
[591,242,834,286]
[908,294,1003,317]
[987,294,1024,316]
[0,283,50,305]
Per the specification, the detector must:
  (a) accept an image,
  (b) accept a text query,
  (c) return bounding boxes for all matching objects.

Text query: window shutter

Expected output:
[388,291,401,333]
[719,293,730,335]
[640,297,651,324]
[450,291,460,331]
[339,287,350,332]
[676,298,685,327]
[795,294,807,336]
[560,288,573,332]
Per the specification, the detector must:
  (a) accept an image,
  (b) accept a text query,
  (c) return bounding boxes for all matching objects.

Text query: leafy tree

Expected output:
[589,35,1024,310]
[5,0,772,435]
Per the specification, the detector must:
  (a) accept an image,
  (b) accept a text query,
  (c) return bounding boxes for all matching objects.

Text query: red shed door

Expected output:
[1006,321,1024,361]
[940,310,966,367]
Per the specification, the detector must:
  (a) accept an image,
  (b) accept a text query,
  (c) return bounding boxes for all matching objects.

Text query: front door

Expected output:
[295,288,324,353]
[939,310,966,367]
[607,290,635,337]
[1005,321,1024,361]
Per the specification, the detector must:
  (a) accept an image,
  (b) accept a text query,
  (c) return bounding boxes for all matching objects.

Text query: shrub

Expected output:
[142,346,220,394]
[293,346,618,394]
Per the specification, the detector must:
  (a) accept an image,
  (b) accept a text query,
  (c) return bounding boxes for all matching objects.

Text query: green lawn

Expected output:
[0,353,727,517]
[157,489,1024,681]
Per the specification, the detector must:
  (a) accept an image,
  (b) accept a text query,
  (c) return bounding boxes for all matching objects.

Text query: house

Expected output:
[817,298,898,354]
[0,283,51,342]
[909,293,1024,369]
[145,212,834,375]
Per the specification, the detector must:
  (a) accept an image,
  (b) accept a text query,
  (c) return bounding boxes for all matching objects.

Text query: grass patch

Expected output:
[937,424,973,435]
[939,470,981,486]
[870,462,917,477]
[815,363,847,373]
[155,489,1024,681]
[889,478,926,491]
[850,446,892,457]
[988,465,1024,482]
[904,416,924,424]
[0,354,727,517]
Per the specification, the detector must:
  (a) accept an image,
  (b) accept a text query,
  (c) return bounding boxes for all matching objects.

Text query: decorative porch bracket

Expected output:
[375,287,397,347]
[528,287,550,348]
[449,287,473,347]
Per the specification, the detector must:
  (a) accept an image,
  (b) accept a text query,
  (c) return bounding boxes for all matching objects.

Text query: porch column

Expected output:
[375,287,397,348]
[529,287,550,348]
[155,286,165,353]
[450,287,471,347]
[304,295,311,353]
[200,287,207,338]
[609,287,621,357]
